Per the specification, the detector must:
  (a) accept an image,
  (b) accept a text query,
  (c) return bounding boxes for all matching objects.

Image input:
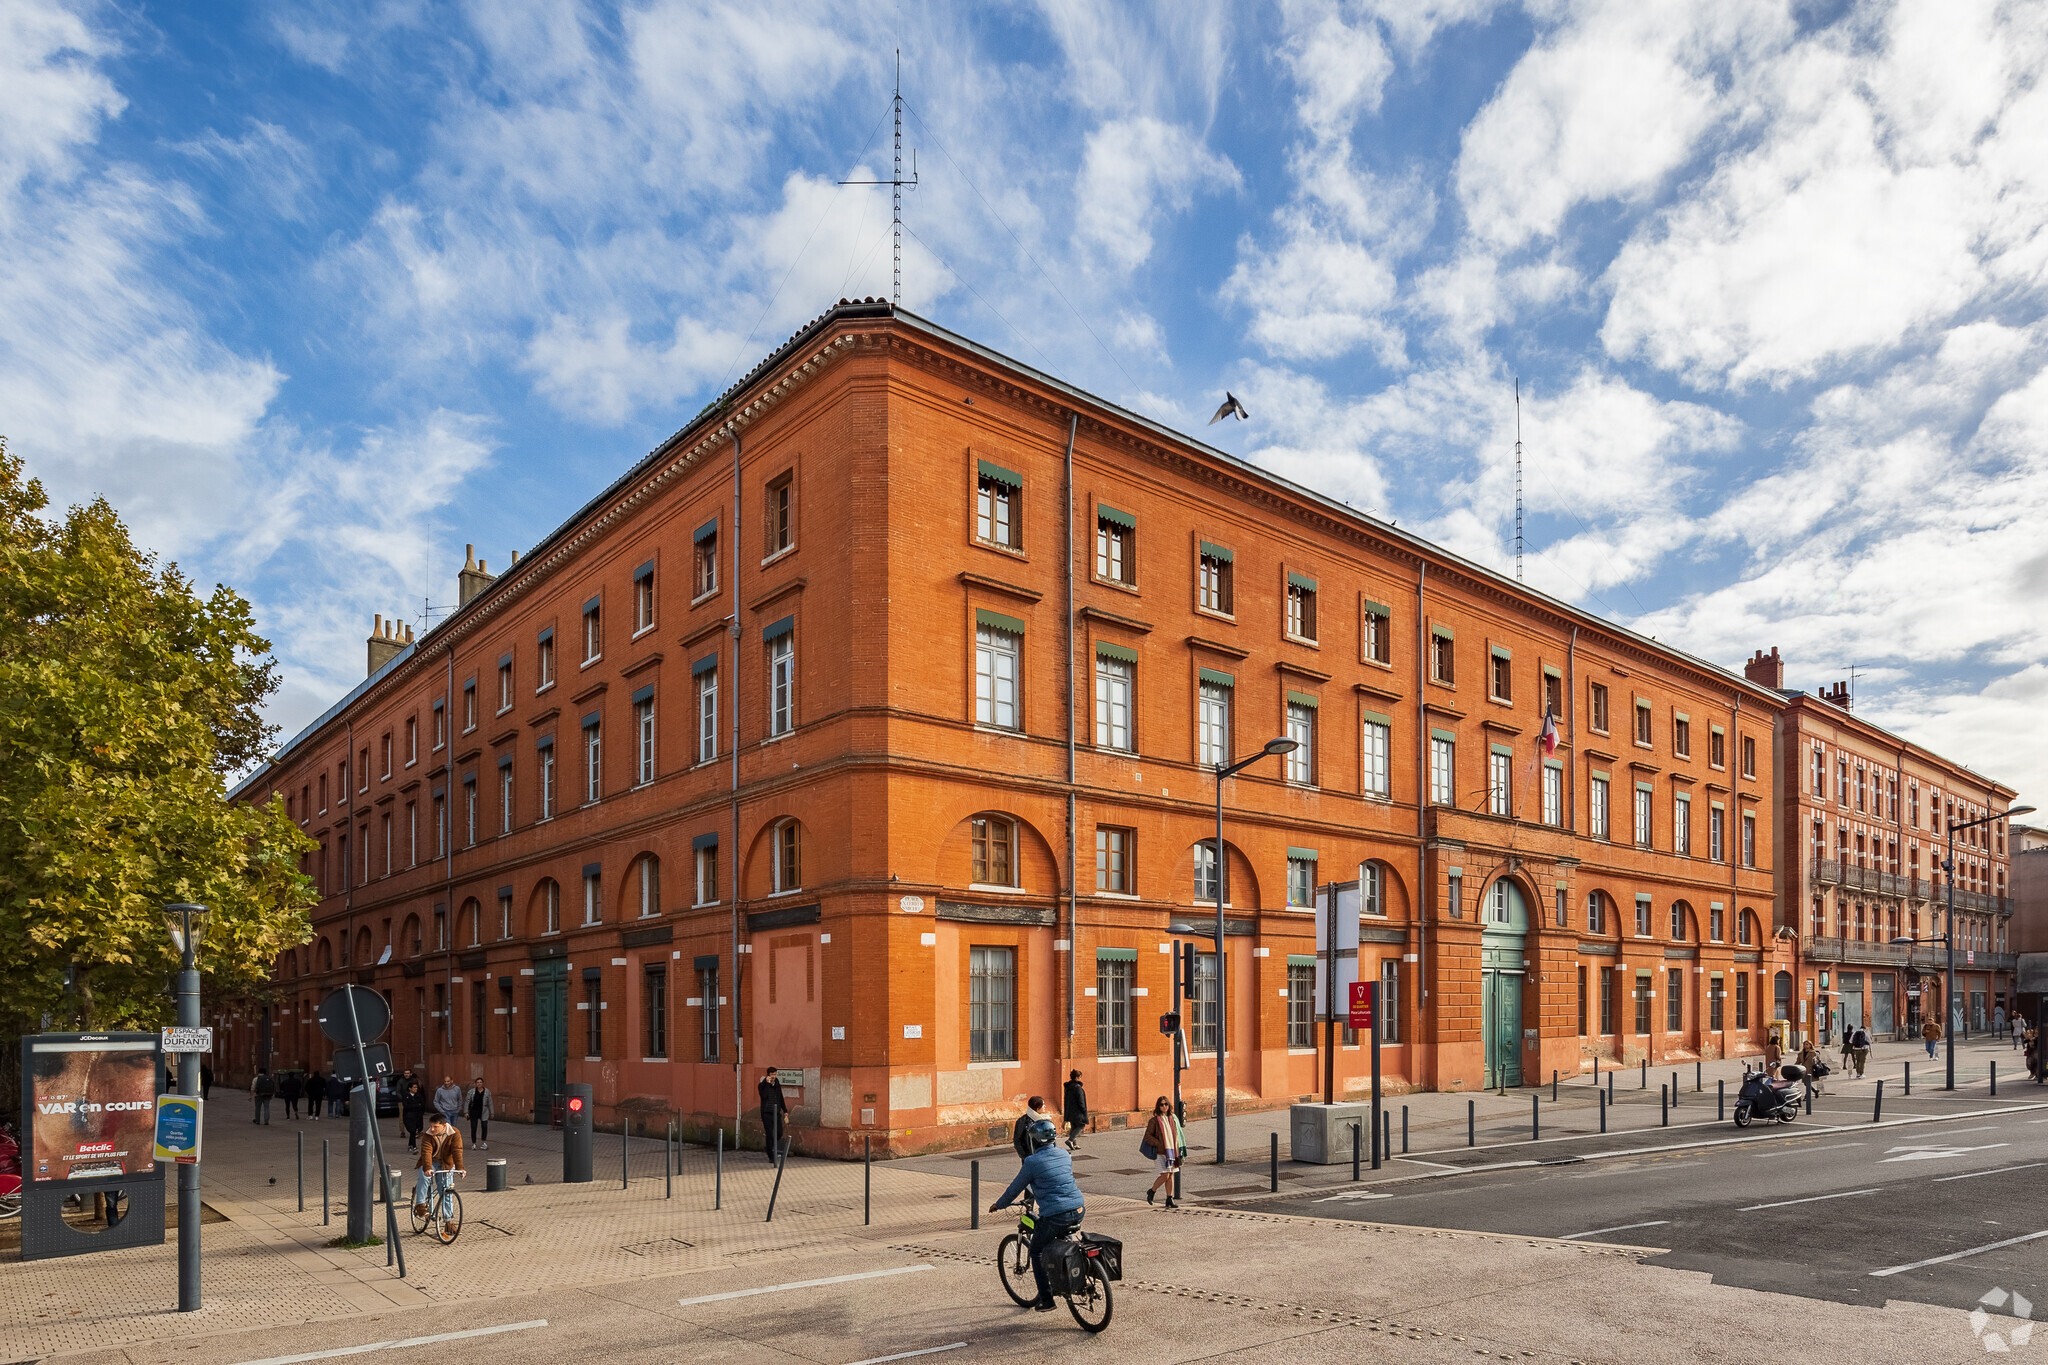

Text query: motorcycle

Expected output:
[1733,1063,1805,1127]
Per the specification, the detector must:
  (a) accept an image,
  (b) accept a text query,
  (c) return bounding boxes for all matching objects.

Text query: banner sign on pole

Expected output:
[1348,980,1373,1031]
[1316,879,1360,1019]
[154,1095,203,1164]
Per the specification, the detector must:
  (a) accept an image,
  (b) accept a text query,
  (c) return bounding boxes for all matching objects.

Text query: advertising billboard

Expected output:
[25,1034,163,1185]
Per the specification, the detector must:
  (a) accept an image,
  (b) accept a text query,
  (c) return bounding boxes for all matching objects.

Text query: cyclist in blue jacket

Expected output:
[989,1118,1085,1310]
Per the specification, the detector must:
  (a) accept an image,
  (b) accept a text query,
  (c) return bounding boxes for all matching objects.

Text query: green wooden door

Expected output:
[533,960,568,1109]
[1482,970,1525,1088]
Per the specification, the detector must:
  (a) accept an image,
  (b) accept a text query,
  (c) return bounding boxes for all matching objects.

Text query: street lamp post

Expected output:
[163,902,210,1313]
[1212,737,1299,1164]
[1894,803,2031,1092]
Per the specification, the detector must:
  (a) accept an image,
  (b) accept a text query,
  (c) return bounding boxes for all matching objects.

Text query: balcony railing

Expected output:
[1808,860,2008,914]
[1804,935,2016,974]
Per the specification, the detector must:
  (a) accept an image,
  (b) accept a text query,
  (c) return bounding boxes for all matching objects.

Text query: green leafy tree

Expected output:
[0,437,316,1035]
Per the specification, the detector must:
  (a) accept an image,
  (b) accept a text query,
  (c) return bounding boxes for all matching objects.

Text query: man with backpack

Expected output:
[250,1068,275,1125]
[1849,1023,1871,1078]
[1011,1095,1050,1159]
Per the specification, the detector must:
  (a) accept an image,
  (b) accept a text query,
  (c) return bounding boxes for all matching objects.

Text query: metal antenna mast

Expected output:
[1514,378,1524,581]
[838,50,918,306]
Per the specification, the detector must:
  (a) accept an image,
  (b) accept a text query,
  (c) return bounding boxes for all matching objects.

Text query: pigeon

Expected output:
[1208,392,1248,424]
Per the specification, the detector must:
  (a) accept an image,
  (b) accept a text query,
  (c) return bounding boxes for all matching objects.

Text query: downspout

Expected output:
[342,720,355,1065]
[1063,411,1079,1048]
[1415,562,1428,1013]
[443,644,456,1066]
[1565,628,1578,834]
[729,421,744,1141]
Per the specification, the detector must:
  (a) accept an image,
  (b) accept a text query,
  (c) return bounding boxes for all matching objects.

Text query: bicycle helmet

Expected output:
[1026,1118,1059,1153]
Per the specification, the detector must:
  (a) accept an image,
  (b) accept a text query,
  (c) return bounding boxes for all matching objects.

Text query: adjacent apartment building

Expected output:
[1746,649,2021,1042]
[222,300,1791,1153]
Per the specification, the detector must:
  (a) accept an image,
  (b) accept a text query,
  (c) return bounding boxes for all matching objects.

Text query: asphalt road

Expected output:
[1233,1099,2048,1317]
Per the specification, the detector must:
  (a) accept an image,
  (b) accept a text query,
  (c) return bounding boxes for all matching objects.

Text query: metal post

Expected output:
[1369,982,1383,1171]
[1531,1093,1539,1141]
[1905,1062,1911,1095]
[1947,826,1958,1091]
[1991,1061,1998,1096]
[665,1124,672,1200]
[1874,1078,1885,1123]
[1607,1070,1614,1103]
[1401,1105,1409,1154]
[173,913,203,1311]
[1467,1099,1475,1147]
[337,982,404,1279]
[1269,1132,1278,1192]
[1215,772,1228,1164]
[970,1160,980,1230]
[764,1137,788,1222]
[1695,1060,1702,1093]
[297,1131,304,1212]
[1661,1084,1668,1127]
[1671,1071,1679,1107]
[322,1139,330,1225]
[715,1127,723,1211]
[1717,1079,1724,1122]
[1805,1083,1813,1115]
[864,1135,872,1226]
[623,1124,630,1190]
[1641,1059,1647,1089]
[1599,1090,1607,1133]
[1552,1069,1557,1102]
[1351,1121,1360,1180]
[1381,1111,1390,1166]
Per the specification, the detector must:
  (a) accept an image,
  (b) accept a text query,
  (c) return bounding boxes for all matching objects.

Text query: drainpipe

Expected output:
[1565,628,1578,833]
[729,420,744,1141]
[442,643,456,1069]
[1063,411,1079,1049]
[1415,562,1428,1013]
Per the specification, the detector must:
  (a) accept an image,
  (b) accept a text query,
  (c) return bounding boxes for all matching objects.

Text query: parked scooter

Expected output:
[1733,1063,1804,1127]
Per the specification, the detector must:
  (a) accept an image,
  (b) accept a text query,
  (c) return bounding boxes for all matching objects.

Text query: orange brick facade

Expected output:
[226,303,1796,1154]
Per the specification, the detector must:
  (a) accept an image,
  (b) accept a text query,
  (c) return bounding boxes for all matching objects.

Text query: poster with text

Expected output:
[27,1035,162,1183]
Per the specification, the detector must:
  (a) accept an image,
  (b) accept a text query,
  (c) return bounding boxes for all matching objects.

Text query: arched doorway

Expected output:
[1482,878,1531,1088]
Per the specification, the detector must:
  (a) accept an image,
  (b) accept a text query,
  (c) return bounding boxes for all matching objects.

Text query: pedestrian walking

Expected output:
[1062,1070,1088,1152]
[250,1068,275,1125]
[1764,1035,1782,1074]
[757,1066,789,1159]
[1922,1016,1942,1060]
[2014,1014,2027,1051]
[1995,1005,2007,1037]
[1849,1024,1871,1078]
[2027,1026,2044,1083]
[1141,1096,1184,1209]
[1796,1041,1825,1097]
[200,1061,213,1100]
[465,1079,493,1150]
[400,1079,427,1151]
[1011,1095,1050,1159]
[304,1069,327,1120]
[433,1075,464,1126]
[1839,1026,1856,1074]
[278,1067,303,1120]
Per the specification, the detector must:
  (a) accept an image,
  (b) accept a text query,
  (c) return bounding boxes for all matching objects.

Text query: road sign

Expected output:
[317,985,390,1045]
[1348,980,1373,1031]
[153,1095,203,1164]
[331,1042,393,1085]
[160,1026,213,1053]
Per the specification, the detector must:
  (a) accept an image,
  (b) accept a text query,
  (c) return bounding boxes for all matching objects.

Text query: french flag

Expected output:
[1540,709,1559,756]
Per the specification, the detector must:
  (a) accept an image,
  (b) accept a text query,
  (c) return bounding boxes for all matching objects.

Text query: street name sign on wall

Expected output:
[161,1027,213,1054]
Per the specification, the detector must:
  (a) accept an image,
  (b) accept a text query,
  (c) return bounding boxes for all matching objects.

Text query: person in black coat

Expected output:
[1011,1096,1050,1159]
[757,1067,789,1160]
[1061,1071,1088,1151]
[278,1068,303,1119]
[200,1061,213,1100]
[304,1070,328,1120]
[400,1079,428,1151]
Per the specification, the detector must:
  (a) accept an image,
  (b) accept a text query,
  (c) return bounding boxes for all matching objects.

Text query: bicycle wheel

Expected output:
[1065,1260,1113,1333]
[996,1233,1036,1306]
[434,1189,462,1244]
[408,1193,428,1236]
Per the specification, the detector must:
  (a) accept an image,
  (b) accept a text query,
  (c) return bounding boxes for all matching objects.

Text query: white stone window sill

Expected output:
[968,1060,1020,1070]
[584,1055,602,1062]
[582,655,602,669]
[970,883,1027,894]
[760,545,796,567]
[1288,1048,1316,1056]
[536,681,555,695]
[768,887,801,898]
[1096,1054,1135,1063]
[1284,632,1318,648]
[690,587,720,608]
[632,625,657,641]
[1094,890,1139,900]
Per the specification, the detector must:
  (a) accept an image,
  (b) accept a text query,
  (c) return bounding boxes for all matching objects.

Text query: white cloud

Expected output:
[1279,0,1392,139]
[1075,116,1239,273]
[1222,218,1403,364]
[0,0,123,200]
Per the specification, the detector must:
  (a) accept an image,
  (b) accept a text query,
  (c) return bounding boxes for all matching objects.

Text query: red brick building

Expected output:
[226,301,1791,1153]
[1744,649,2021,1042]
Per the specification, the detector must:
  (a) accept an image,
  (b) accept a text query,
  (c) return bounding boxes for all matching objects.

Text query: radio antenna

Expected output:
[838,50,919,306]
[1514,377,1524,581]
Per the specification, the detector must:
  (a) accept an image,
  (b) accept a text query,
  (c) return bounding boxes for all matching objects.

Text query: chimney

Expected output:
[366,613,413,676]
[457,543,495,606]
[1742,646,1784,690]
[1820,680,1852,708]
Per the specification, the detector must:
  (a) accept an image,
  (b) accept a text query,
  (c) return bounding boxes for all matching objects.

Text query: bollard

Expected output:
[715,1127,723,1211]
[1599,1090,1607,1134]
[1672,1071,1680,1107]
[322,1138,330,1225]
[1661,1084,1669,1127]
[764,1137,789,1223]
[1594,1056,1600,1088]
[623,1125,630,1190]
[1717,1079,1725,1122]
[1468,1099,1475,1148]
[1905,1062,1911,1096]
[971,1160,980,1230]
[1641,1059,1647,1089]
[298,1130,305,1212]
[1696,1060,1702,1093]
[864,1135,872,1226]
[1402,1105,1410,1155]
[665,1123,673,1200]
[1270,1132,1279,1192]
[486,1159,507,1192]
[1805,1083,1813,1115]
[1552,1069,1558,1102]
[1608,1070,1615,1103]
[1532,1093,1539,1142]
[1992,1062,1998,1097]
[1380,1111,1390,1168]
[1352,1122,1361,1181]
[1874,1079,1885,1124]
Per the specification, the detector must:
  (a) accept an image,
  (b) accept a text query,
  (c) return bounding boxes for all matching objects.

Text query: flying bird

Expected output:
[1208,392,1248,424]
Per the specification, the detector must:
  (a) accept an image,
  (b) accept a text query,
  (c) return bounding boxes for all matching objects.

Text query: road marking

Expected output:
[679,1265,934,1306]
[1881,1143,2009,1163]
[1934,1163,2047,1183]
[1740,1188,1880,1211]
[1557,1220,1669,1241]
[1396,1157,1461,1170]
[1871,1230,2048,1278]
[845,1345,970,1365]
[1757,1142,1863,1157]
[1315,1190,1393,1202]
[232,1321,548,1365]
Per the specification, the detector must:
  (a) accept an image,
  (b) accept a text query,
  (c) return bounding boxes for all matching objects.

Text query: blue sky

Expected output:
[6,0,2047,803]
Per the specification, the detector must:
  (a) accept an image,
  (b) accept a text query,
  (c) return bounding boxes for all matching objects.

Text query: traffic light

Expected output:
[1159,1011,1181,1036]
[1179,942,1195,998]
[562,1082,593,1182]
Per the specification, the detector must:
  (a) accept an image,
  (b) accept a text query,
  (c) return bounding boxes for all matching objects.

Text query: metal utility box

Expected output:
[1289,1102,1374,1165]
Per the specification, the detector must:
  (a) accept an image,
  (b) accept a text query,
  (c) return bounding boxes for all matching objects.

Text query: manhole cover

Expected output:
[624,1237,695,1256]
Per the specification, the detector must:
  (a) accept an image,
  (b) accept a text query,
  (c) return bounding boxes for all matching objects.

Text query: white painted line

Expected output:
[1314,1191,1393,1202]
[1396,1157,1461,1170]
[845,1344,970,1365]
[1740,1188,1880,1211]
[679,1264,934,1306]
[1881,1143,2008,1163]
[1558,1220,1670,1241]
[1933,1162,2048,1183]
[232,1321,548,1365]
[1758,1142,1863,1157]
[1871,1230,2048,1278]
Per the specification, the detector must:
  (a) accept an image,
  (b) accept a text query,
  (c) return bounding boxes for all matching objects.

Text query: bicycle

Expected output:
[409,1168,463,1244]
[995,1196,1114,1332]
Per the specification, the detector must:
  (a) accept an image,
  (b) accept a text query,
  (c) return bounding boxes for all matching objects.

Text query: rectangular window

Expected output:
[765,471,794,554]
[1710,905,1724,941]
[498,764,513,836]
[406,719,418,766]
[1362,719,1391,799]
[644,964,667,1058]
[583,868,601,925]
[1287,962,1314,1049]
[538,632,555,690]
[1742,736,1757,778]
[635,565,655,634]
[1590,775,1609,839]
[1710,975,1725,1031]
[975,625,1021,730]
[1380,959,1400,1044]
[583,719,602,803]
[697,667,718,763]
[1711,727,1725,768]
[1197,547,1232,613]
[635,696,655,785]
[1198,680,1231,768]
[358,748,368,792]
[1446,871,1461,918]
[1735,973,1749,1029]
[1190,951,1220,1052]
[584,974,602,1057]
[1286,856,1314,908]
[1542,765,1562,825]
[768,634,795,736]
[406,801,416,867]
[1097,957,1133,1056]
[463,778,477,847]
[432,703,445,751]
[975,471,1018,548]
[970,816,1015,887]
[1634,973,1652,1034]
[1742,812,1757,867]
[1490,652,1512,703]
[1286,578,1317,641]
[1542,671,1562,720]
[381,733,393,779]
[699,966,720,1061]
[539,743,556,819]
[1094,511,1133,584]
[543,880,559,934]
[462,682,476,732]
[1675,794,1691,855]
[1710,806,1725,861]
[1667,968,1683,1032]
[1634,701,1652,746]
[1588,682,1609,732]
[1577,965,1589,1037]
[696,844,719,905]
[1095,826,1130,893]
[1430,735,1455,806]
[1670,903,1686,940]
[1194,841,1220,903]
[1586,891,1603,934]
[694,530,719,598]
[584,602,602,663]
[775,821,801,892]
[1361,602,1390,665]
[473,979,487,1054]
[1634,787,1652,846]
[968,946,1016,1061]
[1285,702,1314,784]
[499,891,512,940]
[1362,862,1384,916]
[1673,716,1690,758]
[1488,751,1510,816]
[637,856,660,918]
[1599,967,1614,1034]
[1431,630,1455,685]
[497,661,513,713]
[1094,655,1133,751]
[432,795,445,857]
[1635,897,1651,937]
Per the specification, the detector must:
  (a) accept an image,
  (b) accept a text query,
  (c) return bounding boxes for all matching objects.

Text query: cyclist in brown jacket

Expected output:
[412,1112,465,1219]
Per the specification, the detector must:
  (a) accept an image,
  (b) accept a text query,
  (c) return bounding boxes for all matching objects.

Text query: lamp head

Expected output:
[1262,737,1300,757]
[2007,804,2037,819]
[162,902,211,955]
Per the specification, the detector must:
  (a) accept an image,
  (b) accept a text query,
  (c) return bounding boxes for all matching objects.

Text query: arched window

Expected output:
[354,926,373,964]
[774,820,802,893]
[635,854,661,918]
[402,914,422,956]
[970,815,1018,887]
[1670,900,1690,941]
[1194,840,1220,902]
[1585,890,1607,935]
[317,937,333,972]
[1361,862,1385,917]
[1738,908,1757,946]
